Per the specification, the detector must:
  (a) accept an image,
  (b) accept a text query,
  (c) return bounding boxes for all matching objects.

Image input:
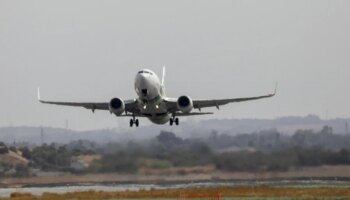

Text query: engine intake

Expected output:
[177,95,193,113]
[109,98,125,116]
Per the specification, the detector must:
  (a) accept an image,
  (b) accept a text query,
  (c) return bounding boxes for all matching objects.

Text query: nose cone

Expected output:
[137,74,151,91]
[135,69,160,101]
[138,73,148,85]
[135,73,151,98]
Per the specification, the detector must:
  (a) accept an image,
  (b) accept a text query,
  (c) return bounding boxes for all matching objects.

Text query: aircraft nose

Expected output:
[137,74,149,97]
[138,73,148,85]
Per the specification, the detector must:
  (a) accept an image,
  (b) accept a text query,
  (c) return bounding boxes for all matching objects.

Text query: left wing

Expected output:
[37,88,138,113]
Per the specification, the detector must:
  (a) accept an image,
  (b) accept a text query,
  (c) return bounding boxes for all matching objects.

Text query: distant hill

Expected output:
[0,115,349,144]
[180,115,350,137]
[0,127,129,144]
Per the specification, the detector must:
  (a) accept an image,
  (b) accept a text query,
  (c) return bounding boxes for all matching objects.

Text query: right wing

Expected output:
[192,92,276,109]
[37,88,138,113]
[164,84,277,112]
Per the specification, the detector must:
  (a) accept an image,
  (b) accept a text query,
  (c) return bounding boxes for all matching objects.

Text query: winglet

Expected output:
[273,82,278,96]
[37,87,42,102]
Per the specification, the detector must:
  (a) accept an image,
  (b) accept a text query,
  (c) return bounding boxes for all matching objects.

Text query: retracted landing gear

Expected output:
[130,115,139,127]
[169,115,179,126]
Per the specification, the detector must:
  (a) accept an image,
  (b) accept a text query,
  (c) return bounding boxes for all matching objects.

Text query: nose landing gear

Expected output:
[169,115,179,126]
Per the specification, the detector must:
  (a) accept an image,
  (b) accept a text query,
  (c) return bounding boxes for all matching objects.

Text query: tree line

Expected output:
[1,126,350,176]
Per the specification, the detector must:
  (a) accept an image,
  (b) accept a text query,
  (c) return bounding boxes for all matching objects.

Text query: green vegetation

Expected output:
[0,126,350,176]
[30,144,72,171]
[215,147,350,172]
[0,141,9,154]
[86,130,350,173]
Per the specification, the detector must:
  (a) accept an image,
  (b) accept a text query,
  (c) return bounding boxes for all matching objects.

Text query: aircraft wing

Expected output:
[164,85,276,112]
[37,88,138,113]
[192,92,276,110]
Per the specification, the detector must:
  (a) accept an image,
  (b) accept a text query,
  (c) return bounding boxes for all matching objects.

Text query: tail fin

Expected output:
[161,66,166,86]
[161,66,166,96]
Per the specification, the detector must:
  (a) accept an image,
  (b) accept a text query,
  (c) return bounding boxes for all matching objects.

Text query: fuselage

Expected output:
[134,69,170,124]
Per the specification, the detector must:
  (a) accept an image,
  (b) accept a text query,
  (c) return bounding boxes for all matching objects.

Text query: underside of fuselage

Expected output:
[139,101,171,124]
[146,113,170,124]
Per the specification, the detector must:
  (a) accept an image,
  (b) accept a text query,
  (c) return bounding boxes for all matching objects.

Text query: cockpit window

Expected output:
[138,70,153,75]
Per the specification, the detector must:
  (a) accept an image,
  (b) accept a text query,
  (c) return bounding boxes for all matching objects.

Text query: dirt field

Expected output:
[2,184,350,200]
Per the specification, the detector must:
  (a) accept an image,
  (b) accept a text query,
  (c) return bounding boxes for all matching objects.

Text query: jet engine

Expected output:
[109,98,125,116]
[177,95,193,113]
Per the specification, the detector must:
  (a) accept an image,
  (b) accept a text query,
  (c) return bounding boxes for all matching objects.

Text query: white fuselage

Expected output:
[134,69,170,124]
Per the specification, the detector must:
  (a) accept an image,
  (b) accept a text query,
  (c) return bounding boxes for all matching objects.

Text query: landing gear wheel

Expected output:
[175,118,179,126]
[129,119,134,127]
[135,119,139,127]
[169,118,173,126]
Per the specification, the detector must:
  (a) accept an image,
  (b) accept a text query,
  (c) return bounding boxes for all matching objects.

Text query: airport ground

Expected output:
[1,181,350,200]
[0,165,349,199]
[0,165,349,187]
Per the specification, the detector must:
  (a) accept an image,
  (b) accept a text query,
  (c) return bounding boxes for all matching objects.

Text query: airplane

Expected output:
[38,68,276,127]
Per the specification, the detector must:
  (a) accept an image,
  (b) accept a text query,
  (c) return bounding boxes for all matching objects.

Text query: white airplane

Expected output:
[38,68,276,127]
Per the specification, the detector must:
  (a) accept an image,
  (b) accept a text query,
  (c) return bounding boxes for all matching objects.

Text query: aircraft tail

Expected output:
[161,66,166,96]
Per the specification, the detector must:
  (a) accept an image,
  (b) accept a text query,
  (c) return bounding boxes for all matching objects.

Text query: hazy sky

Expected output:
[0,0,349,130]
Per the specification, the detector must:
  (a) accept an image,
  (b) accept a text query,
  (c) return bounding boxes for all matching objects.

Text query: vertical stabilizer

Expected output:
[161,66,166,96]
[161,66,166,85]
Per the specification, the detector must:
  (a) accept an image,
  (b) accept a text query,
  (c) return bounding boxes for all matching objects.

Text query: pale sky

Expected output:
[0,0,349,130]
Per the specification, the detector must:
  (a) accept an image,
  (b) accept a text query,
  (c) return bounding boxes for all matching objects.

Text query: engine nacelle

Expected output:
[177,95,193,113]
[109,98,125,116]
